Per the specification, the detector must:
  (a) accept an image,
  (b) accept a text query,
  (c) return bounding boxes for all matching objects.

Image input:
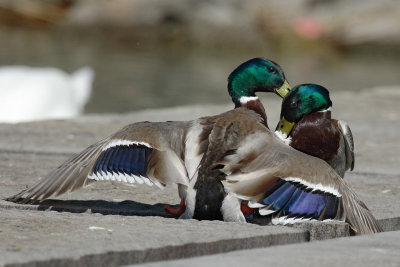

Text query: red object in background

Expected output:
[294,17,324,39]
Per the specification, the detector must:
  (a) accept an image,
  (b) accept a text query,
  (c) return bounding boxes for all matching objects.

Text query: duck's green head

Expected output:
[228,58,291,107]
[276,84,332,137]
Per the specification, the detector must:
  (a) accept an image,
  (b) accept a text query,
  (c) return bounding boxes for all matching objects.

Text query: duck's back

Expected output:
[191,108,268,221]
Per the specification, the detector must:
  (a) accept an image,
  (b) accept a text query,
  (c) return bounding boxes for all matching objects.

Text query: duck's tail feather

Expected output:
[340,181,383,235]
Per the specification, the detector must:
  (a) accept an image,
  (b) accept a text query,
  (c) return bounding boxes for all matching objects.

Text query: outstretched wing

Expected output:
[338,120,355,171]
[7,121,195,204]
[221,131,381,235]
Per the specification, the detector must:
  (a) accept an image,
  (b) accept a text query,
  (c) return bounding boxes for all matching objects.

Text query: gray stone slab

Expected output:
[0,151,352,240]
[344,171,400,223]
[0,208,308,267]
[2,150,398,229]
[0,104,230,155]
[1,87,399,175]
[327,88,400,176]
[1,88,400,266]
[137,231,400,267]
[0,151,180,216]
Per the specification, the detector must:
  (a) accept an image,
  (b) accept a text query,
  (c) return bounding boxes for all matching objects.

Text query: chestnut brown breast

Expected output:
[290,111,340,162]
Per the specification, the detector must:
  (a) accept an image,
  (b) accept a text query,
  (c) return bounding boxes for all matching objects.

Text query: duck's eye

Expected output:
[290,101,298,109]
[267,66,277,74]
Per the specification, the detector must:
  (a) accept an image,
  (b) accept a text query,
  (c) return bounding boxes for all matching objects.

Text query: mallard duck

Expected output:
[9,106,379,234]
[195,107,381,235]
[275,84,354,178]
[0,66,94,123]
[6,57,291,215]
[6,66,381,234]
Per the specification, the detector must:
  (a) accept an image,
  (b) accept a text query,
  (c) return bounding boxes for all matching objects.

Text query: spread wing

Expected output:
[338,120,355,171]
[220,130,381,235]
[7,121,199,204]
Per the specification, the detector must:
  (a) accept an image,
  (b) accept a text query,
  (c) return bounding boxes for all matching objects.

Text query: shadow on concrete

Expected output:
[2,197,274,224]
[35,199,274,225]
[35,199,178,218]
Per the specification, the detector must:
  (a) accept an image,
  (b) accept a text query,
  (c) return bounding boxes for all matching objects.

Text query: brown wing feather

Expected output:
[7,121,193,204]
[338,120,355,171]
[339,180,382,234]
[6,138,109,203]
[221,126,381,234]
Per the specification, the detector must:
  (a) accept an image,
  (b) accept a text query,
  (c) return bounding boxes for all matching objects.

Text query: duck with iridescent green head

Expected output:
[7,63,382,234]
[6,57,291,217]
[275,84,354,178]
[228,58,291,128]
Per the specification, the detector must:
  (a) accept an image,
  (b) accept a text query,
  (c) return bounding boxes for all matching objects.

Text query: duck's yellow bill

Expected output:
[276,116,295,136]
[275,80,291,98]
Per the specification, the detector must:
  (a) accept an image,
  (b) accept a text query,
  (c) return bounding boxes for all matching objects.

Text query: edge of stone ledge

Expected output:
[0,200,350,239]
[291,221,350,240]
[377,217,400,232]
[2,198,398,267]
[0,211,309,267]
[3,198,399,237]
[4,232,308,267]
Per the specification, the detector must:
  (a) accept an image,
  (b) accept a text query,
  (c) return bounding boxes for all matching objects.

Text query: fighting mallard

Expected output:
[275,84,354,178]
[6,57,290,214]
[6,62,380,235]
[193,107,380,235]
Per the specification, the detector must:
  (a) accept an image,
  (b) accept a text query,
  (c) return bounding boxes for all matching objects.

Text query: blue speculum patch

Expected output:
[93,145,152,177]
[263,178,339,220]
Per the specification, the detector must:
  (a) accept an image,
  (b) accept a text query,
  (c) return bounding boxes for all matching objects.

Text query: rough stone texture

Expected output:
[137,231,400,267]
[0,208,308,267]
[292,221,350,241]
[0,104,230,155]
[1,87,400,266]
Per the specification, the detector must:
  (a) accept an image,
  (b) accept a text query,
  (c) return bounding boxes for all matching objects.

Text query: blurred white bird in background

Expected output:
[0,66,94,123]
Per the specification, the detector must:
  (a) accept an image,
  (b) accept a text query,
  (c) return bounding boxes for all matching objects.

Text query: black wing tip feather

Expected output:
[4,192,41,204]
[348,206,384,235]
[349,219,383,235]
[5,140,107,205]
[4,195,22,203]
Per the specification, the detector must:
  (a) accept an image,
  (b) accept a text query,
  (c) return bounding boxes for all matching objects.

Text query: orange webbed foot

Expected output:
[241,202,257,215]
[165,199,186,217]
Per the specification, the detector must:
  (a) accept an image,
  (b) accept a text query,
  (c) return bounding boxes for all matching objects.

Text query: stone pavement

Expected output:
[0,87,399,266]
[136,231,400,267]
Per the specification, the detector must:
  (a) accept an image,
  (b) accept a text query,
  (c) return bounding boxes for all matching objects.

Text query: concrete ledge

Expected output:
[135,231,400,267]
[1,88,400,266]
[377,217,400,232]
[0,208,308,267]
[292,221,350,241]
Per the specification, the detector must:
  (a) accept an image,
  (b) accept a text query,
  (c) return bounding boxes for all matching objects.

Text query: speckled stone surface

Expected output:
[136,231,400,267]
[1,87,399,266]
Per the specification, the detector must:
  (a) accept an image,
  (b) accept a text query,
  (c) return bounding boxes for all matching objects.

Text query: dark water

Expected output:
[1,29,400,114]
